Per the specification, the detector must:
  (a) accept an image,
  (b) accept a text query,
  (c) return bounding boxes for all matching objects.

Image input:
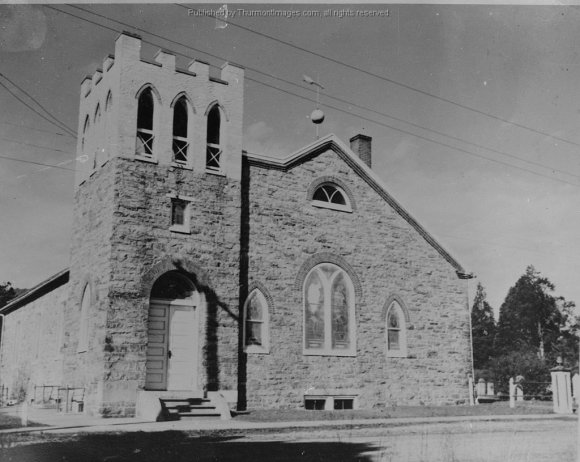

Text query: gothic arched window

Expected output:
[206,105,222,172]
[172,97,189,164]
[136,87,155,157]
[78,284,91,353]
[303,263,355,356]
[243,289,270,354]
[386,300,408,357]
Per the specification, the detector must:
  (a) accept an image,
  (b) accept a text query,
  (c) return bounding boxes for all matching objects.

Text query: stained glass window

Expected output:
[151,271,194,300]
[303,264,355,355]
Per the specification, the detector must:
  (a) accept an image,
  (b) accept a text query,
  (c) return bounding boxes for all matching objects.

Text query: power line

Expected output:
[0,136,74,155]
[0,73,77,137]
[178,3,580,149]
[0,81,76,139]
[69,3,580,181]
[64,5,580,182]
[247,78,580,188]
[0,154,77,172]
[0,121,69,138]
[45,5,580,187]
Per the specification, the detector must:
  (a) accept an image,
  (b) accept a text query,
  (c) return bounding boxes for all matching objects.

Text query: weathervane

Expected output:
[303,74,325,140]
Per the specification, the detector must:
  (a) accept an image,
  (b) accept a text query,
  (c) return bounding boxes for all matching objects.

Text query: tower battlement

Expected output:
[75,31,244,186]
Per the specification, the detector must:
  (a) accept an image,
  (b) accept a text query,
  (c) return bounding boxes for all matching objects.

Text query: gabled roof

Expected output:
[0,269,69,315]
[244,134,471,278]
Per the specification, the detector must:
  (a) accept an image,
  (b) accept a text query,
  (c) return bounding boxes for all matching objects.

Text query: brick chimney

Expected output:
[349,134,372,168]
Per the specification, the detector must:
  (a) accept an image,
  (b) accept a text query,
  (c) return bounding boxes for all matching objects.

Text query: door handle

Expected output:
[167,350,172,359]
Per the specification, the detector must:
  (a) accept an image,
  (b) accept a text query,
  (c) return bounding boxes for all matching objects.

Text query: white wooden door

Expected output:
[145,301,197,391]
[167,305,197,390]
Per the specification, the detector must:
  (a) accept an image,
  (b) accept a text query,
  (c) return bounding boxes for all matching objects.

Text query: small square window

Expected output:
[169,198,191,234]
[334,399,354,410]
[305,399,326,410]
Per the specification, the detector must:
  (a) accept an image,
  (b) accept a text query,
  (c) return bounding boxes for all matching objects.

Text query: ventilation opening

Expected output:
[333,399,354,410]
[304,398,326,410]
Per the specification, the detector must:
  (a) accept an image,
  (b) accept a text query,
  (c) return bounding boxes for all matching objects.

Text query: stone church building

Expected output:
[0,33,473,417]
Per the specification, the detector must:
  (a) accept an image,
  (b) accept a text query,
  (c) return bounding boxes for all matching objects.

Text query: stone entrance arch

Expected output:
[145,271,200,391]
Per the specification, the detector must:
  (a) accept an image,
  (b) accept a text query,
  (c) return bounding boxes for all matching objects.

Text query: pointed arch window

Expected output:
[105,91,112,112]
[81,116,90,154]
[243,289,270,354]
[206,105,222,172]
[386,300,408,357]
[312,183,352,212]
[304,263,356,356]
[172,97,189,164]
[78,284,91,353]
[136,87,155,157]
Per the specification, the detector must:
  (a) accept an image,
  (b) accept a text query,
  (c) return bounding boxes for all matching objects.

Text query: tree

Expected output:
[0,282,18,308]
[471,282,496,370]
[495,265,572,362]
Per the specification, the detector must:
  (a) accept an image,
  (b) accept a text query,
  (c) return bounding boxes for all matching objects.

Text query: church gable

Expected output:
[245,134,466,277]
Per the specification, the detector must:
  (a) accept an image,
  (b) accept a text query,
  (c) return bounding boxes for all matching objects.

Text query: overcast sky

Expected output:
[1,3,579,315]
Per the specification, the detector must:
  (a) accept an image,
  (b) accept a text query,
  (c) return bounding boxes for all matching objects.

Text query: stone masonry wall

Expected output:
[0,283,67,401]
[63,159,117,416]
[244,148,472,409]
[100,156,241,415]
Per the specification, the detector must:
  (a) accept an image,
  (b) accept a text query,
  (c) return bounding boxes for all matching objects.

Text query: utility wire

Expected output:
[0,73,77,137]
[0,136,74,155]
[68,5,579,181]
[246,78,580,188]
[0,154,78,172]
[53,5,580,182]
[178,3,580,149]
[0,81,76,139]
[44,5,580,187]
[0,121,69,138]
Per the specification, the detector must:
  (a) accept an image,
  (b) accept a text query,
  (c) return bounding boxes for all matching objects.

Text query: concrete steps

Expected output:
[160,397,222,421]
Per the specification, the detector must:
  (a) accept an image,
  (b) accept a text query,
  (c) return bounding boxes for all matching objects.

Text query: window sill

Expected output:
[244,345,270,355]
[311,200,352,213]
[169,225,191,234]
[135,155,158,164]
[171,162,193,170]
[205,168,226,177]
[303,349,356,357]
[386,350,408,358]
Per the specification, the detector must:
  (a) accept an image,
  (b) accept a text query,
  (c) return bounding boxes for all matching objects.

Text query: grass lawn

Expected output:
[233,400,554,422]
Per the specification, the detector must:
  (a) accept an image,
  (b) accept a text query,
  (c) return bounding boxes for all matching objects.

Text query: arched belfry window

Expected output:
[172,97,189,164]
[136,87,155,157]
[78,284,91,353]
[312,183,352,212]
[105,91,112,111]
[304,263,356,356]
[243,289,270,354]
[81,116,90,154]
[206,105,222,171]
[386,300,408,357]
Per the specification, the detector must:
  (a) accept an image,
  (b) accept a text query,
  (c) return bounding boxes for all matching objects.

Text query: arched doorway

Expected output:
[145,271,199,391]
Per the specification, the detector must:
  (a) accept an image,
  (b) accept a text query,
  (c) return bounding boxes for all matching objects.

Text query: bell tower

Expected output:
[64,32,245,416]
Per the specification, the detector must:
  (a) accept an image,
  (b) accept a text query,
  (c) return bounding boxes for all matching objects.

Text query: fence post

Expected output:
[551,358,573,414]
[468,375,475,406]
[509,377,515,408]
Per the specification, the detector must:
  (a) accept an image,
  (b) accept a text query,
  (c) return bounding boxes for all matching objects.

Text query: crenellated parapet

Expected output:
[75,31,244,186]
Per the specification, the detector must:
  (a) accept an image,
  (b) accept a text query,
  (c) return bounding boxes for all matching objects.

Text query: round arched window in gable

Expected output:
[311,183,352,212]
